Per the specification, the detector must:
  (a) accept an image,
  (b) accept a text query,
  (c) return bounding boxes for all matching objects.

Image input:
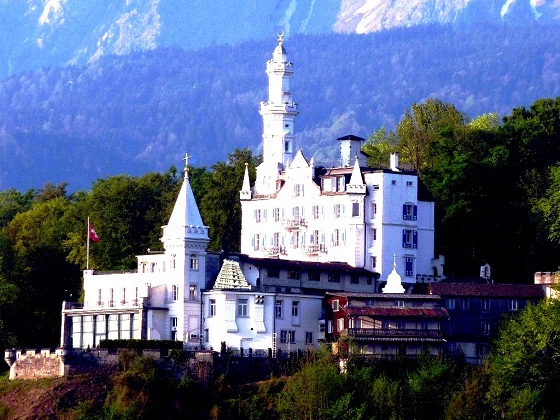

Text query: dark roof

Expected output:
[233,254,379,277]
[346,307,448,318]
[325,292,440,300]
[429,283,545,298]
[337,134,365,142]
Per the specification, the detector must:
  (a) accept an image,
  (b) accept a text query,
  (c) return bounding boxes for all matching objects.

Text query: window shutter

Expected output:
[263,209,267,220]
[413,230,418,248]
[402,230,407,248]
[403,204,407,220]
[342,230,346,244]
[252,236,255,247]
[413,205,418,221]
[254,209,257,220]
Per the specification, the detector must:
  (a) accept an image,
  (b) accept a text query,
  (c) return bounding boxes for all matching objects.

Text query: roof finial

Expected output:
[393,253,397,268]
[277,30,284,44]
[183,152,192,177]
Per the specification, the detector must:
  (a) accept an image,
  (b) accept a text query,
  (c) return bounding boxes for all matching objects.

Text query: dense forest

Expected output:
[2,297,560,418]
[0,24,559,191]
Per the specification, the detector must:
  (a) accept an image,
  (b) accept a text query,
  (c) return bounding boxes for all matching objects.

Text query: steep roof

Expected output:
[162,168,209,242]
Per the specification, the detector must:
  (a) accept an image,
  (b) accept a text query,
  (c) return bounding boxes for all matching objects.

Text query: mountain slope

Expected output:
[0,25,558,191]
[0,0,558,79]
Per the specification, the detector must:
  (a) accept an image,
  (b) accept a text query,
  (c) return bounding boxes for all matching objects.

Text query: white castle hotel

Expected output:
[60,35,444,355]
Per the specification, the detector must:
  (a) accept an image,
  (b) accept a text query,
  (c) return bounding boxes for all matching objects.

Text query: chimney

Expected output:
[390,153,399,171]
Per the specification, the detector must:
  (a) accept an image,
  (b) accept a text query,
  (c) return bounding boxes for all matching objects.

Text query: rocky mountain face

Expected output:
[0,0,558,79]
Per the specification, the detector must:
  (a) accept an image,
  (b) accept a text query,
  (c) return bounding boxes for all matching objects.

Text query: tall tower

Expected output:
[254,33,299,195]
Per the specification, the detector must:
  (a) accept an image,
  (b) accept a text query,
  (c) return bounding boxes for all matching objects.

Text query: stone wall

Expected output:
[4,349,65,380]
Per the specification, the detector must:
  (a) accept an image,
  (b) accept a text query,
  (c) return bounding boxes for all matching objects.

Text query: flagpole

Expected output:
[86,217,90,270]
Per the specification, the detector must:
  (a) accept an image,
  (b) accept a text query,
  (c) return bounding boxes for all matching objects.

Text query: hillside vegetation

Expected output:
[0,25,559,190]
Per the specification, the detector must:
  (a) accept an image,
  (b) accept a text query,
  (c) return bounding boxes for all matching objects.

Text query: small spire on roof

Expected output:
[183,152,192,177]
[277,30,284,44]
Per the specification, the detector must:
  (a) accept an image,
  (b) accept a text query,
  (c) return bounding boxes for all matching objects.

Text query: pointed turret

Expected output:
[347,156,366,194]
[240,163,252,201]
[161,153,210,247]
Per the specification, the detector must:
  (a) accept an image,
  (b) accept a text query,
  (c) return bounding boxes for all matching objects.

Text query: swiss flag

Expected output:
[89,224,100,242]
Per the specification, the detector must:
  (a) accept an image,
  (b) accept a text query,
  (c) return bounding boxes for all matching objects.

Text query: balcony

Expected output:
[302,244,327,255]
[347,328,442,339]
[263,246,286,257]
[282,218,306,230]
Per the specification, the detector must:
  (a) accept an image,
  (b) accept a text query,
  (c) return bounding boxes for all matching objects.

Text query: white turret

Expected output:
[255,33,299,195]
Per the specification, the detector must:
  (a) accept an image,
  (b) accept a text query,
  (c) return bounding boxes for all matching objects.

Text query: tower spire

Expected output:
[255,35,299,195]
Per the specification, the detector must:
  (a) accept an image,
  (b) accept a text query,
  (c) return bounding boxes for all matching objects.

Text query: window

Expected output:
[407,181,413,186]
[172,285,179,301]
[310,205,319,220]
[294,184,303,197]
[255,209,261,223]
[391,180,397,185]
[371,256,377,269]
[482,299,490,310]
[332,299,339,311]
[332,229,340,246]
[462,299,470,310]
[275,301,283,318]
[273,207,281,222]
[350,274,359,284]
[337,176,346,192]
[204,329,209,343]
[403,204,417,221]
[446,322,456,334]
[396,300,405,307]
[405,257,413,277]
[97,289,102,306]
[268,268,279,278]
[237,299,248,317]
[352,202,360,217]
[481,322,490,335]
[189,285,197,301]
[446,298,456,309]
[121,288,126,304]
[328,272,341,283]
[280,330,295,344]
[371,202,377,218]
[171,317,178,341]
[253,234,260,251]
[337,318,345,331]
[287,270,300,280]
[367,276,373,286]
[190,254,199,270]
[209,299,216,317]
[305,332,313,345]
[402,229,418,248]
[334,204,343,218]
[292,301,299,317]
[372,185,380,190]
[110,288,114,307]
[397,320,406,329]
[307,270,320,281]
[508,299,518,311]
[372,228,377,242]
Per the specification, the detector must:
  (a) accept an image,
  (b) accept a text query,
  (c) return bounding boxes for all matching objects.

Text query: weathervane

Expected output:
[277,30,284,44]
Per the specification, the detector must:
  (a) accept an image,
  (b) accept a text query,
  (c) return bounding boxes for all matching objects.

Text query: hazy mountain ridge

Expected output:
[0,25,558,191]
[0,0,558,79]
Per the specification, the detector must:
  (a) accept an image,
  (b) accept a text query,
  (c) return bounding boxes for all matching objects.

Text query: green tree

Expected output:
[200,148,259,252]
[488,299,560,418]
[66,171,179,270]
[362,127,398,168]
[396,98,468,171]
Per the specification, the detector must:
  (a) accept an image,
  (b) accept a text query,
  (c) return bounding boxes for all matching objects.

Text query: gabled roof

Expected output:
[428,282,545,298]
